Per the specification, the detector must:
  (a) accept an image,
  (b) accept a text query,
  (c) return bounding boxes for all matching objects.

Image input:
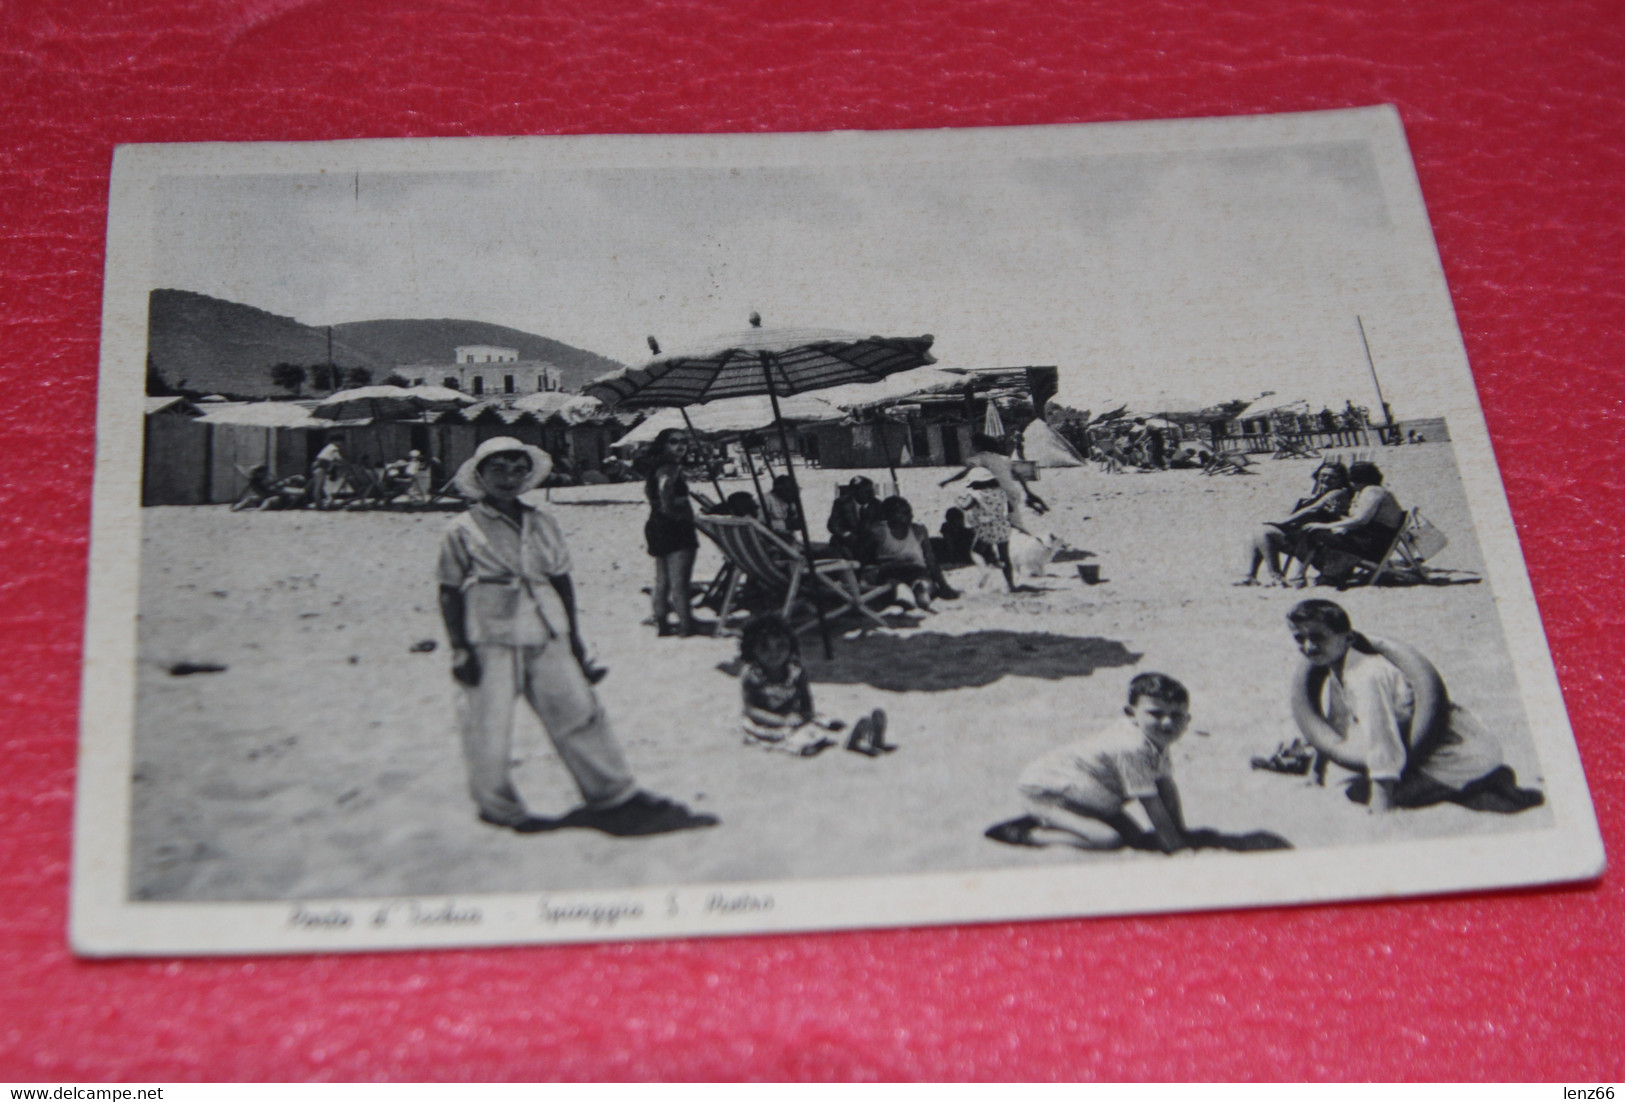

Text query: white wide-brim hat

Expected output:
[452,436,554,499]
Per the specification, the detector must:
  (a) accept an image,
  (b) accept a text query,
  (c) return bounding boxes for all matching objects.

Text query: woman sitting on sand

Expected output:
[1285,599,1543,814]
[1236,462,1351,586]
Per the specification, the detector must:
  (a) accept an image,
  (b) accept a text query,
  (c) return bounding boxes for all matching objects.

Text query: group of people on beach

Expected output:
[232,441,440,512]
[431,431,1543,852]
[1238,458,1407,587]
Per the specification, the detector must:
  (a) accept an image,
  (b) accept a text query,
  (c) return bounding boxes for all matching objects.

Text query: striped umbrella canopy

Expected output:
[582,323,937,411]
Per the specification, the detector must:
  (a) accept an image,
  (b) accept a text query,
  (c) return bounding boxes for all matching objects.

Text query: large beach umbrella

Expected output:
[584,317,937,655]
[610,394,842,450]
[583,322,936,410]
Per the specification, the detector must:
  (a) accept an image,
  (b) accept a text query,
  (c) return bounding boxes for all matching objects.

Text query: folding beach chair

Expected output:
[1202,451,1252,476]
[1341,509,1450,587]
[693,515,893,637]
[1271,435,1321,461]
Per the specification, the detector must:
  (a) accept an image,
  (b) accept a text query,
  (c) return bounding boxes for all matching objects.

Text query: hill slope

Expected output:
[331,318,625,392]
[147,289,624,398]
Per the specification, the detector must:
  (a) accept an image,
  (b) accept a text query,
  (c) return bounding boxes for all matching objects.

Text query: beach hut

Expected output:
[143,397,210,505]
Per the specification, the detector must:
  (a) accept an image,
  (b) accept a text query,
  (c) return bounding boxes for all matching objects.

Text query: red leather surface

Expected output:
[2,0,1622,1082]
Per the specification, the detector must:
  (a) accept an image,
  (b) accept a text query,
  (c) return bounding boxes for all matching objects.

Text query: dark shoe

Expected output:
[559,791,719,837]
[656,620,677,637]
[845,717,881,756]
[984,815,1043,847]
[479,810,560,834]
[936,584,961,600]
[868,708,897,753]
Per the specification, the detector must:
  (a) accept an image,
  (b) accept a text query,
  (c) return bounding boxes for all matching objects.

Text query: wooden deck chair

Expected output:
[1271,435,1321,460]
[1343,509,1448,587]
[1203,451,1252,476]
[694,515,892,637]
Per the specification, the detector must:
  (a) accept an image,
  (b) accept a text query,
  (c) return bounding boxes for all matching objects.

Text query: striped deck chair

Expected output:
[1342,509,1451,587]
[694,515,892,636]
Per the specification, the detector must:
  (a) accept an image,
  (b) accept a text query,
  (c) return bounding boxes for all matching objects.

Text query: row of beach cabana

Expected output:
[142,365,1053,506]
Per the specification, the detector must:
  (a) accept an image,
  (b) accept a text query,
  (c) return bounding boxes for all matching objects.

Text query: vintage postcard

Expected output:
[73,106,1604,955]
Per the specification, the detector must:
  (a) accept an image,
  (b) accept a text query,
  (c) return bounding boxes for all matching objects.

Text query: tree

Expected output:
[345,366,373,388]
[269,363,307,395]
[382,372,410,388]
[147,355,176,396]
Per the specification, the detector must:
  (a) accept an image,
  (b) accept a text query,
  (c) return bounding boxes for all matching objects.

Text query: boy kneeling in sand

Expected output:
[986,672,1289,853]
[438,436,717,837]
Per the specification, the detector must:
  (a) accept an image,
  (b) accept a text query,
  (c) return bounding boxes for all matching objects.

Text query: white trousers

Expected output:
[457,642,635,823]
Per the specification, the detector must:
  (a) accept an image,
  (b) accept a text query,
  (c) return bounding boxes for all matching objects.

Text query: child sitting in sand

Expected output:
[738,615,894,757]
[985,672,1290,852]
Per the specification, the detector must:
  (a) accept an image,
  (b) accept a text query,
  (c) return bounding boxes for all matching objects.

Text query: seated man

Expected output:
[856,496,960,609]
[826,476,881,559]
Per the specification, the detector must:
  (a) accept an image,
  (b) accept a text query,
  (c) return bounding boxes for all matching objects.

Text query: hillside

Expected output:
[146,289,625,398]
[332,319,625,393]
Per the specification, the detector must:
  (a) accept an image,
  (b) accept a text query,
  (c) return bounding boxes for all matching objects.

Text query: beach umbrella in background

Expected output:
[195,402,337,428]
[403,384,479,411]
[514,391,606,424]
[584,316,938,655]
[311,386,417,421]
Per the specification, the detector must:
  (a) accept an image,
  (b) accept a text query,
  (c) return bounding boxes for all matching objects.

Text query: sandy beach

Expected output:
[128,442,1552,903]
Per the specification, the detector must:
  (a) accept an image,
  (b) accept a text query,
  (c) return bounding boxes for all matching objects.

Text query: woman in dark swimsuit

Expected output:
[644,428,700,636]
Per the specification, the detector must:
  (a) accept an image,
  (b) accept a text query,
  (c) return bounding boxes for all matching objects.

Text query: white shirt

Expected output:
[437,500,573,647]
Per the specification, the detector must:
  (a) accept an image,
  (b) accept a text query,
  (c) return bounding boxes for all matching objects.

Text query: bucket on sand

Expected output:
[1077,563,1101,585]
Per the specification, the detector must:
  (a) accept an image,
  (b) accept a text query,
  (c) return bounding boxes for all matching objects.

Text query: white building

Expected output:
[401,354,564,397]
[454,344,519,365]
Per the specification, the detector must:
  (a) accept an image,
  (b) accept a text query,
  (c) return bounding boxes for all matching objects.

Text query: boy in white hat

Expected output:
[438,437,718,836]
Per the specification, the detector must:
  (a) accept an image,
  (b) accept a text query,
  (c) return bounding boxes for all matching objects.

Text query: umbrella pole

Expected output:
[678,406,726,503]
[879,415,900,495]
[760,353,834,660]
[739,438,770,518]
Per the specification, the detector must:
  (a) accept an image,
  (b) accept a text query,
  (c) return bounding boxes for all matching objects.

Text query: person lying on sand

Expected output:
[985,672,1292,853]
[736,614,895,758]
[1236,461,1351,587]
[1285,599,1544,813]
[437,436,719,837]
[231,464,308,511]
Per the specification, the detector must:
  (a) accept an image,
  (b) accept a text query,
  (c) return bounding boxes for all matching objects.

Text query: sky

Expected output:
[152,137,1455,417]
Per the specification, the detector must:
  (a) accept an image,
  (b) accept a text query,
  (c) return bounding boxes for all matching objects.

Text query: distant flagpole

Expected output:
[1356,315,1393,439]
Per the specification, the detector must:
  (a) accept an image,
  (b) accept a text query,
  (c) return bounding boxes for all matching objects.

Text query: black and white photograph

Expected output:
[72,107,1603,954]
